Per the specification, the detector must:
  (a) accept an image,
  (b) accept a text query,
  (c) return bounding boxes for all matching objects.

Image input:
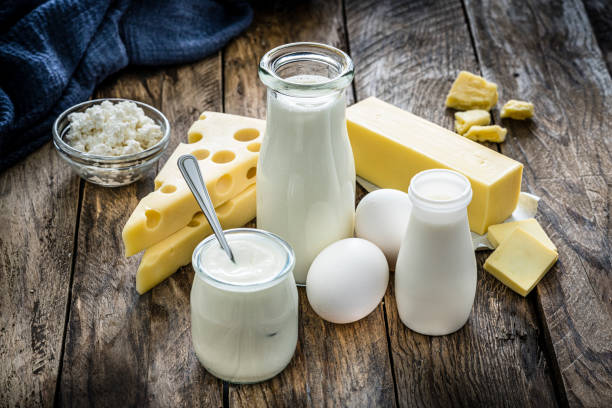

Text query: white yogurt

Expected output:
[257,74,356,284]
[190,229,298,383]
[395,170,477,336]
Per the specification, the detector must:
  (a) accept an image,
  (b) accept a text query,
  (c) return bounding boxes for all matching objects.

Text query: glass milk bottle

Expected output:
[395,170,477,336]
[190,228,298,383]
[257,42,356,284]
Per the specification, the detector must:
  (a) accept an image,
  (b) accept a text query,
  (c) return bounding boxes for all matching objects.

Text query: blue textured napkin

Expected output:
[0,0,252,171]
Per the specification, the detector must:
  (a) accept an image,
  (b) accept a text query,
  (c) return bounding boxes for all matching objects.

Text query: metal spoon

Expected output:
[177,154,236,263]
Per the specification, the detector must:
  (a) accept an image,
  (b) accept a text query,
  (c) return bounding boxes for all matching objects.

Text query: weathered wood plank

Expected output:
[463,0,612,405]
[58,57,225,406]
[223,1,394,406]
[582,0,612,73]
[346,0,559,406]
[0,144,79,406]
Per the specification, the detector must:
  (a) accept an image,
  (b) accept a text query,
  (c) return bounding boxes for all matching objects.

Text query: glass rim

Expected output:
[258,42,354,96]
[408,169,473,212]
[192,228,296,290]
[52,98,170,163]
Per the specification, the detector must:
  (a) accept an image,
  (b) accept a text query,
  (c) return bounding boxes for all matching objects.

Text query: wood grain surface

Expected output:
[346,0,559,406]
[224,0,394,406]
[1,0,611,406]
[57,58,225,407]
[0,144,79,406]
[464,0,612,405]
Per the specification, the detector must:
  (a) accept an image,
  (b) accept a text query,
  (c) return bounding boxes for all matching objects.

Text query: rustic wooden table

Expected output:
[1,0,611,406]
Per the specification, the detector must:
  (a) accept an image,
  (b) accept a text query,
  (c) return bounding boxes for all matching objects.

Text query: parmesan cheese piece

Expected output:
[464,125,507,143]
[501,100,534,119]
[454,110,490,135]
[445,71,498,111]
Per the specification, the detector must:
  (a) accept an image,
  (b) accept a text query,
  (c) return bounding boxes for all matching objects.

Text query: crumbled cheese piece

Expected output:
[445,71,498,111]
[500,100,534,119]
[65,100,163,156]
[454,109,490,135]
[464,125,507,143]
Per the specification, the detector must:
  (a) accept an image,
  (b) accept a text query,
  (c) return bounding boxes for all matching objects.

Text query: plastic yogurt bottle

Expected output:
[395,169,477,336]
[257,42,356,285]
[190,228,298,383]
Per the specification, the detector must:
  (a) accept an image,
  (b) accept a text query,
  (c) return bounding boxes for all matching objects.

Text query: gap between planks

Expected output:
[53,174,84,408]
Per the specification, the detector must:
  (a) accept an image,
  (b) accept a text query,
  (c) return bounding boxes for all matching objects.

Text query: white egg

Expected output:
[355,189,412,268]
[306,238,389,324]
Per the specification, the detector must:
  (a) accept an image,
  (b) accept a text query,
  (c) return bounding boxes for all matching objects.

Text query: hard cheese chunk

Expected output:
[123,112,264,256]
[445,71,498,111]
[346,97,523,234]
[501,100,534,120]
[455,109,490,135]
[484,228,558,296]
[487,218,556,251]
[136,184,256,294]
[464,125,507,143]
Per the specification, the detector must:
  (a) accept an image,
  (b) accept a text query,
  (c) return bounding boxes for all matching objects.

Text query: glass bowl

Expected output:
[53,98,170,187]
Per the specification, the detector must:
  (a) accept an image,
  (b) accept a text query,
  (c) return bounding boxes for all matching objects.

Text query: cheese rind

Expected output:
[454,109,490,135]
[122,112,264,256]
[136,184,256,294]
[445,71,498,111]
[346,97,523,234]
[484,228,558,296]
[501,100,534,119]
[464,125,507,143]
[487,218,556,251]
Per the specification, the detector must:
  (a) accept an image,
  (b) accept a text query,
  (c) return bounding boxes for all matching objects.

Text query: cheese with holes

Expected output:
[346,97,523,234]
[122,112,264,256]
[464,125,507,143]
[501,100,534,119]
[446,71,498,111]
[136,185,256,294]
[487,218,556,251]
[484,228,558,296]
[454,109,490,135]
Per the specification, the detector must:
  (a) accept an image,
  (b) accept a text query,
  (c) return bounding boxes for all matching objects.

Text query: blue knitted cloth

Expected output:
[0,0,252,171]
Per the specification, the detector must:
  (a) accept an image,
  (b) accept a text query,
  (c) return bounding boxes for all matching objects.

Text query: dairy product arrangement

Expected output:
[110,42,557,385]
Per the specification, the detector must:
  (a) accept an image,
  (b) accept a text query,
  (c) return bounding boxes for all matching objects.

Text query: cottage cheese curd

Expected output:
[65,100,163,156]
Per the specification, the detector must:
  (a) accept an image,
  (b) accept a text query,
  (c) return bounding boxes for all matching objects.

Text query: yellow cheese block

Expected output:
[487,218,556,251]
[464,125,507,143]
[501,100,534,120]
[136,184,256,294]
[445,71,498,111]
[484,228,558,296]
[346,97,523,234]
[454,109,490,135]
[122,112,264,256]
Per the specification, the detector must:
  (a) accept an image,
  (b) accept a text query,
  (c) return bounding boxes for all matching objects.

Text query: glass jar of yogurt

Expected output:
[257,42,356,285]
[190,228,298,383]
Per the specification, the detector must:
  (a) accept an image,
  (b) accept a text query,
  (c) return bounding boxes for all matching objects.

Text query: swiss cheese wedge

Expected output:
[136,184,257,294]
[123,112,264,256]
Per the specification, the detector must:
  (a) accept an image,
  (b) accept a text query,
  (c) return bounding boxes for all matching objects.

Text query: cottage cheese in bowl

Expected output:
[65,100,163,156]
[53,98,170,187]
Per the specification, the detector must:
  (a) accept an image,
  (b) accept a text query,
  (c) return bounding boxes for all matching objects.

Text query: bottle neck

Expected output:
[259,42,354,98]
[407,169,473,225]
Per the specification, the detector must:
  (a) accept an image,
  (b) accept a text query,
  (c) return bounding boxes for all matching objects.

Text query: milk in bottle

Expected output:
[395,169,477,335]
[257,43,356,284]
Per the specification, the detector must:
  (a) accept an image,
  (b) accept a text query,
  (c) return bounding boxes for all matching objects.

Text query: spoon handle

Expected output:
[177,154,236,263]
